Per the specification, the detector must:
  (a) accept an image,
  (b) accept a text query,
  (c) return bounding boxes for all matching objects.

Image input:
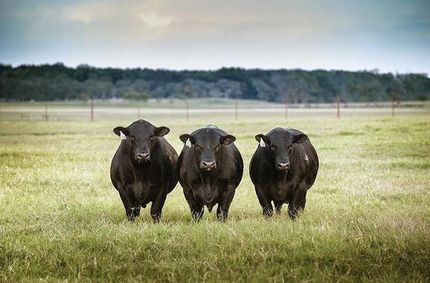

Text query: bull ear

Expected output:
[180,134,196,147]
[292,132,308,143]
[113,127,129,138]
[154,126,170,137]
[255,134,268,147]
[220,134,236,145]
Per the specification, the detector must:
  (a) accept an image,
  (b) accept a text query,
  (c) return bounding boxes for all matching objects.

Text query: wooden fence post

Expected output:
[44,102,48,122]
[185,99,189,121]
[235,99,238,120]
[336,96,340,119]
[90,98,94,122]
[285,97,288,120]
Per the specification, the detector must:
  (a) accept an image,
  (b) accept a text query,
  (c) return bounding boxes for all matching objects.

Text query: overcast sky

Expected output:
[0,0,429,74]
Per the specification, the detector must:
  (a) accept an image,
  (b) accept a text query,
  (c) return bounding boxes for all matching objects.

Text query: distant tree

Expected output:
[124,90,150,104]
[0,76,6,100]
[78,92,90,102]
[1,63,430,102]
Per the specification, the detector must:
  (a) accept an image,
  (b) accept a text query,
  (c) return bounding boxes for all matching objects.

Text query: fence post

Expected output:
[336,96,340,119]
[44,102,48,122]
[185,99,189,121]
[138,104,141,119]
[235,99,238,120]
[285,97,288,120]
[90,98,94,122]
[392,95,395,117]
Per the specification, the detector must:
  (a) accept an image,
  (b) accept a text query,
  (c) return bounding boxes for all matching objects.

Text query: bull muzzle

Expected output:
[276,162,290,171]
[136,152,151,162]
[200,160,216,171]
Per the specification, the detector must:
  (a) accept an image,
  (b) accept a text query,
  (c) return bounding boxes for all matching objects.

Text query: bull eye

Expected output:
[150,136,154,142]
[271,145,276,151]
[215,145,220,152]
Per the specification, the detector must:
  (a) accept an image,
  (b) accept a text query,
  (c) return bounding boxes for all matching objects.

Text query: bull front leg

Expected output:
[117,183,135,221]
[255,185,273,218]
[183,186,204,221]
[217,185,236,222]
[129,182,145,219]
[288,188,307,220]
[150,188,167,223]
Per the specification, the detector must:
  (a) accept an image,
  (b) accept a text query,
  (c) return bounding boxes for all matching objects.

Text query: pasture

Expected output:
[0,108,429,281]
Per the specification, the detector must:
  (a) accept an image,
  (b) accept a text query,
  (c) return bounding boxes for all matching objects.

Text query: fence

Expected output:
[0,99,428,122]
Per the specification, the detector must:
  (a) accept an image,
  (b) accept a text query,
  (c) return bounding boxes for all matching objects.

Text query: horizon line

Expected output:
[1,62,428,77]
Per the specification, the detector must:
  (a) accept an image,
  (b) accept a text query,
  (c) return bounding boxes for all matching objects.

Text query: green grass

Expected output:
[1,114,429,282]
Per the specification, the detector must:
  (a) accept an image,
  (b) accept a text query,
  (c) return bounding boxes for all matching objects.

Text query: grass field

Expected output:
[0,111,429,281]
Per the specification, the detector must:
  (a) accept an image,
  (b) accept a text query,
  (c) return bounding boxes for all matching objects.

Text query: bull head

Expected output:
[114,120,170,164]
[255,128,307,172]
[180,130,235,172]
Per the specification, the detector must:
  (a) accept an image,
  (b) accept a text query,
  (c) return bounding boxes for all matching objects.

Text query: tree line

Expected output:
[0,63,429,103]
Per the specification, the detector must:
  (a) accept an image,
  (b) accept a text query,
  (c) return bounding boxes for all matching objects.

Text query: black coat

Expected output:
[250,127,318,219]
[110,120,178,221]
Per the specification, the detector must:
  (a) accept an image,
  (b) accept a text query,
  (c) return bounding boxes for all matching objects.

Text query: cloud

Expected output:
[0,0,429,73]
[27,0,340,41]
[62,2,117,24]
[138,12,172,28]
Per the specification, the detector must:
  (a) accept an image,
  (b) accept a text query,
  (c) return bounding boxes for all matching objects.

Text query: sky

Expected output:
[0,0,429,74]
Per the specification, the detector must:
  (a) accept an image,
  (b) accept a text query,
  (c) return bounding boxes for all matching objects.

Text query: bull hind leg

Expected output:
[288,189,307,220]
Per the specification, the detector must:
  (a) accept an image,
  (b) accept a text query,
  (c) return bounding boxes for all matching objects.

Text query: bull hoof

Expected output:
[288,211,298,220]
[217,216,227,222]
[191,209,204,222]
[151,214,161,223]
[263,209,273,219]
[192,215,202,222]
[191,215,203,222]
[217,209,228,222]
[131,207,141,217]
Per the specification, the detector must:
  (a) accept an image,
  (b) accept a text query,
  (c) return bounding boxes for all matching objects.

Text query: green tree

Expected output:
[123,90,149,101]
[78,93,90,102]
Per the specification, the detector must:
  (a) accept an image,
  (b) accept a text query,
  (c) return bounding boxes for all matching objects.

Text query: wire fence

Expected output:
[0,99,428,122]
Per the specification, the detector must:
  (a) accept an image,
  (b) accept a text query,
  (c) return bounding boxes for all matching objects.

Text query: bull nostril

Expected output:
[277,162,289,169]
[137,153,150,160]
[202,161,216,168]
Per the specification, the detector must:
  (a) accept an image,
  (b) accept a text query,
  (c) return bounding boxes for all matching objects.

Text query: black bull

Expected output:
[110,119,178,221]
[250,127,319,219]
[177,126,244,221]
